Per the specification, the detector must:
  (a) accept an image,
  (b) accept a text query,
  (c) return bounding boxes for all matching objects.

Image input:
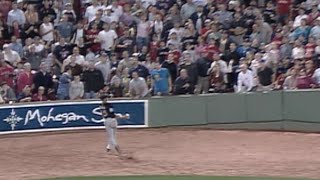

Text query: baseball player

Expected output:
[100,94,129,157]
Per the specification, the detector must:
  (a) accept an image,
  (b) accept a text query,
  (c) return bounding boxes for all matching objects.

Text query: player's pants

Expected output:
[104,118,118,149]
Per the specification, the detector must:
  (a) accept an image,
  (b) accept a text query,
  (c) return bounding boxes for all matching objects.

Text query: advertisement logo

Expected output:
[3,107,106,131]
[4,109,23,130]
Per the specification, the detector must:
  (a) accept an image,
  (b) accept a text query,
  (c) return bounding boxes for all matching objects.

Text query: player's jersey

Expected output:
[100,102,116,118]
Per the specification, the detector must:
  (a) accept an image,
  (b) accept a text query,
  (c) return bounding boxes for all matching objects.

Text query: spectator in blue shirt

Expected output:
[293,19,311,41]
[56,15,74,40]
[150,62,171,96]
[236,38,252,58]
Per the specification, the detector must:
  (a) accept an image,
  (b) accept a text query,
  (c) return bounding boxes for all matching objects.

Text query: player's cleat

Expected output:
[106,148,111,152]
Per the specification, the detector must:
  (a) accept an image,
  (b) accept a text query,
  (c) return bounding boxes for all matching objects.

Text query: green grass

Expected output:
[42,175,319,180]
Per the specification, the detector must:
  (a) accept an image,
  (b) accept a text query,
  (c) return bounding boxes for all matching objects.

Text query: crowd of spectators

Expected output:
[1,0,320,104]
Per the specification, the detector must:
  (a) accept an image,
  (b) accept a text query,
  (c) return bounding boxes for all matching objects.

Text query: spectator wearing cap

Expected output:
[7,1,25,28]
[195,51,212,94]
[180,0,197,21]
[174,69,194,95]
[310,17,320,39]
[56,14,74,40]
[237,64,254,93]
[96,23,118,55]
[128,71,149,99]
[189,5,206,34]
[69,75,84,100]
[33,62,54,94]
[95,51,111,83]
[0,81,16,103]
[16,62,33,94]
[56,67,72,100]
[3,44,21,67]
[169,22,184,43]
[150,61,171,96]
[32,86,48,101]
[129,56,150,80]
[257,59,274,91]
[62,3,77,23]
[102,6,119,24]
[82,61,105,99]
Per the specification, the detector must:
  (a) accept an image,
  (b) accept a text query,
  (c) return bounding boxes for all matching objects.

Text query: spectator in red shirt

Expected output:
[32,86,48,101]
[16,62,33,94]
[276,0,292,25]
[296,69,314,89]
[85,23,101,53]
[0,52,14,88]
[305,60,315,78]
[305,37,316,60]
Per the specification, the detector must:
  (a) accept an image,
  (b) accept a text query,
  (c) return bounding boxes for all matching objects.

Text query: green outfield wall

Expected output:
[148,90,320,132]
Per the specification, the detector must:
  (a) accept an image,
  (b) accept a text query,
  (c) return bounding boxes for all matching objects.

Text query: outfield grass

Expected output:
[43,175,319,180]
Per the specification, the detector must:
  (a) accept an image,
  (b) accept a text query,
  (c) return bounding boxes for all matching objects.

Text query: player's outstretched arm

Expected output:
[115,113,130,119]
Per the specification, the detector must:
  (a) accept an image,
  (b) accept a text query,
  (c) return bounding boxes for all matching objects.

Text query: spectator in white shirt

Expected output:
[85,0,102,23]
[62,47,85,72]
[292,40,305,60]
[102,6,119,23]
[106,0,123,19]
[3,44,21,67]
[129,71,149,99]
[293,8,308,29]
[96,23,118,54]
[312,67,320,86]
[237,64,254,93]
